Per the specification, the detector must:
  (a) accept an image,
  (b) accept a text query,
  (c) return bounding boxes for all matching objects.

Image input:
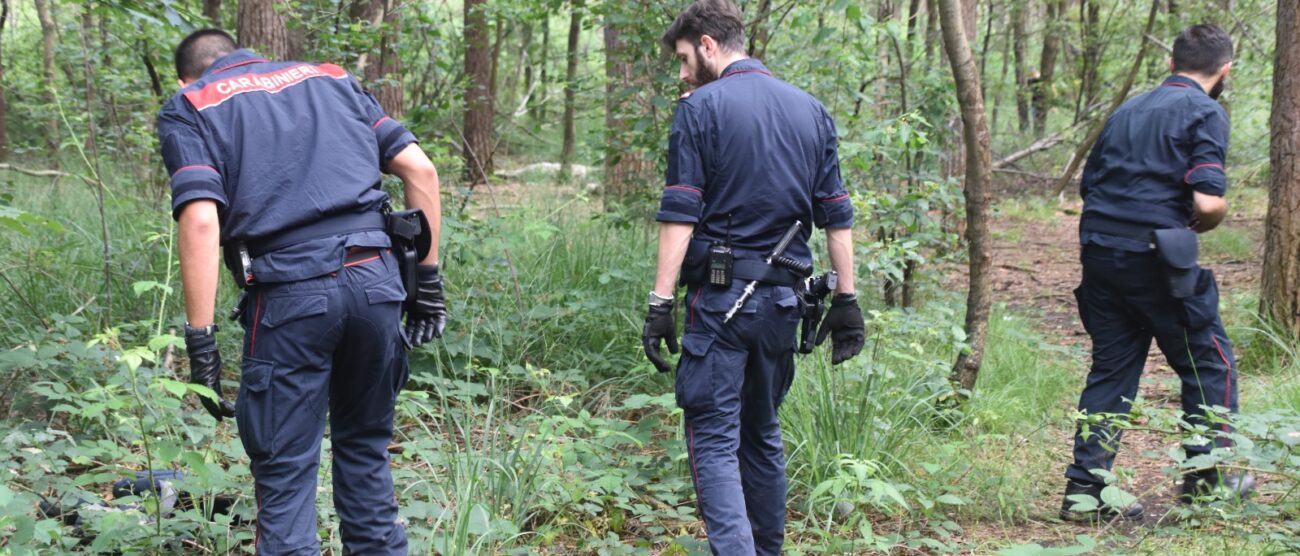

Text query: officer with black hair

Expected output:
[1062,23,1253,522]
[160,29,446,554]
[641,1,865,553]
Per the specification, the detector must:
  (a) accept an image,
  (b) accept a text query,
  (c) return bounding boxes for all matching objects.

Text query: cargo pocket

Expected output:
[676,333,717,411]
[1074,285,1093,335]
[237,358,275,457]
[260,294,328,328]
[365,274,407,305]
[1180,269,1221,330]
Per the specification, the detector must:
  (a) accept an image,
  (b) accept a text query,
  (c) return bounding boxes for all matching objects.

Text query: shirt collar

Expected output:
[1162,74,1205,94]
[720,58,772,79]
[201,49,269,78]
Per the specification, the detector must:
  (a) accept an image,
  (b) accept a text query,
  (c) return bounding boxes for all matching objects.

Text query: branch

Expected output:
[992,132,1065,169]
[0,163,93,183]
[1052,0,1161,197]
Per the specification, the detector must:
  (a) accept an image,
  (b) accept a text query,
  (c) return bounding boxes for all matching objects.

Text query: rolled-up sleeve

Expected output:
[656,104,707,224]
[812,108,854,229]
[352,78,417,170]
[158,98,226,220]
[1184,108,1229,197]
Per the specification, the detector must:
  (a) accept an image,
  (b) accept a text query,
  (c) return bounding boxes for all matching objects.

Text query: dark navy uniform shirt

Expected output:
[1079,74,1229,252]
[157,49,417,283]
[656,59,854,266]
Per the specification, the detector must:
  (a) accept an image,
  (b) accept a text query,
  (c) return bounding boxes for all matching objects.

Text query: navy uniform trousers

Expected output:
[676,282,801,555]
[237,250,410,555]
[1068,244,1238,484]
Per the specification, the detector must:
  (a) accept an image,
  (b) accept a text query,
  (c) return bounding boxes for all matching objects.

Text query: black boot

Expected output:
[1178,469,1256,504]
[1059,480,1144,523]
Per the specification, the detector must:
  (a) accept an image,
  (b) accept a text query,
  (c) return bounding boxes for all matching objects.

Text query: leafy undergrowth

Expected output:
[2,177,1299,555]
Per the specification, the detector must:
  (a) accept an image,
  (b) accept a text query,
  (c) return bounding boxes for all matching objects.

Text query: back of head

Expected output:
[175,29,238,81]
[1172,24,1233,76]
[660,0,746,53]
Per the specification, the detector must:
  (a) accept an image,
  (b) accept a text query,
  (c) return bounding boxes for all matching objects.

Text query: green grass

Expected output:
[1200,223,1257,261]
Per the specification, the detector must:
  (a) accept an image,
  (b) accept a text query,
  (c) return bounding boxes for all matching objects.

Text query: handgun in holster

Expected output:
[797,271,838,354]
[384,208,431,310]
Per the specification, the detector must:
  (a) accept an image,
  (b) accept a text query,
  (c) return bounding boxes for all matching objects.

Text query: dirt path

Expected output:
[987,201,1263,532]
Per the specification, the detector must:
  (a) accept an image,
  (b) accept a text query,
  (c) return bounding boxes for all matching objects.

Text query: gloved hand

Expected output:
[406,264,448,348]
[643,301,679,373]
[815,293,865,365]
[185,328,235,421]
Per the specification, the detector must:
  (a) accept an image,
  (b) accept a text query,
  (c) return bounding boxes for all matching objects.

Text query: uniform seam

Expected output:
[1184,163,1224,184]
[666,185,703,196]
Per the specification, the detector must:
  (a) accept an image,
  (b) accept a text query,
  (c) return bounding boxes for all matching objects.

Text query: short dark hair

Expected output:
[1172,24,1233,75]
[660,0,746,54]
[175,29,238,80]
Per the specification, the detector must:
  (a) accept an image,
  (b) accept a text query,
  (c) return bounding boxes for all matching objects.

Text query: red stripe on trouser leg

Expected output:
[688,422,705,522]
[1212,335,1233,439]
[250,291,264,356]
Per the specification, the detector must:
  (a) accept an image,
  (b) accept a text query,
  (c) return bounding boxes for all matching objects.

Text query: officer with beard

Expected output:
[641,1,865,553]
[1062,23,1252,522]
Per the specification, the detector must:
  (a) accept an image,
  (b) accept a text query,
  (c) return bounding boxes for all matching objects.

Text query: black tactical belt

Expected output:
[245,211,387,257]
[1079,215,1158,242]
[681,239,804,287]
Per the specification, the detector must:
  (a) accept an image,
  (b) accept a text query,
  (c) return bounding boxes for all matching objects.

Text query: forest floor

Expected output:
[953,187,1270,552]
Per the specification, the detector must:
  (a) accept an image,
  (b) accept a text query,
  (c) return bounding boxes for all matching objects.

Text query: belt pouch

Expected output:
[386,209,429,308]
[1153,228,1199,299]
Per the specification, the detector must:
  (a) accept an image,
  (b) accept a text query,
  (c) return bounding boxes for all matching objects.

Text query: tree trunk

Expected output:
[602,15,647,201]
[1052,0,1160,197]
[0,0,10,161]
[35,0,58,164]
[237,0,296,59]
[1074,0,1101,124]
[1261,0,1300,334]
[1011,2,1029,132]
[747,0,772,58]
[462,0,493,184]
[355,0,403,117]
[1032,0,1063,137]
[536,14,550,121]
[560,1,581,179]
[204,0,222,25]
[938,0,994,393]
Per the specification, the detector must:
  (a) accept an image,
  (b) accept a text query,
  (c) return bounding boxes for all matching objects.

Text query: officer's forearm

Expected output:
[825,227,856,295]
[178,200,221,328]
[653,223,694,298]
[1191,191,1228,233]
[390,144,442,265]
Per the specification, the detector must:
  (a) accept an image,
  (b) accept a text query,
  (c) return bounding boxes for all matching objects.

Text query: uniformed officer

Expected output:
[160,30,446,554]
[641,2,865,553]
[1061,24,1251,522]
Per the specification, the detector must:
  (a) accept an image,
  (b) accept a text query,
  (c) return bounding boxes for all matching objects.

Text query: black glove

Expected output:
[643,301,679,373]
[815,293,865,365]
[185,328,235,421]
[406,264,448,348]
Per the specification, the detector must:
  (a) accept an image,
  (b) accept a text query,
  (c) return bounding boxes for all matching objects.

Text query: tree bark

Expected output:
[1074,0,1101,124]
[747,0,772,58]
[1011,2,1029,132]
[1032,0,1063,137]
[602,12,648,201]
[938,0,994,393]
[1261,0,1300,334]
[0,0,10,161]
[204,0,222,25]
[462,0,493,183]
[35,0,58,164]
[560,1,581,178]
[1053,0,1160,197]
[237,0,297,59]
[355,0,403,117]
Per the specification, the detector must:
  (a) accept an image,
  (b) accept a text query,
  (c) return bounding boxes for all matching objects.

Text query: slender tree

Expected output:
[1032,0,1063,136]
[463,0,493,183]
[35,0,58,164]
[354,0,403,117]
[602,6,649,201]
[560,0,581,178]
[1011,1,1029,131]
[237,0,296,59]
[1261,0,1300,333]
[938,0,993,392]
[0,0,9,161]
[204,0,222,26]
